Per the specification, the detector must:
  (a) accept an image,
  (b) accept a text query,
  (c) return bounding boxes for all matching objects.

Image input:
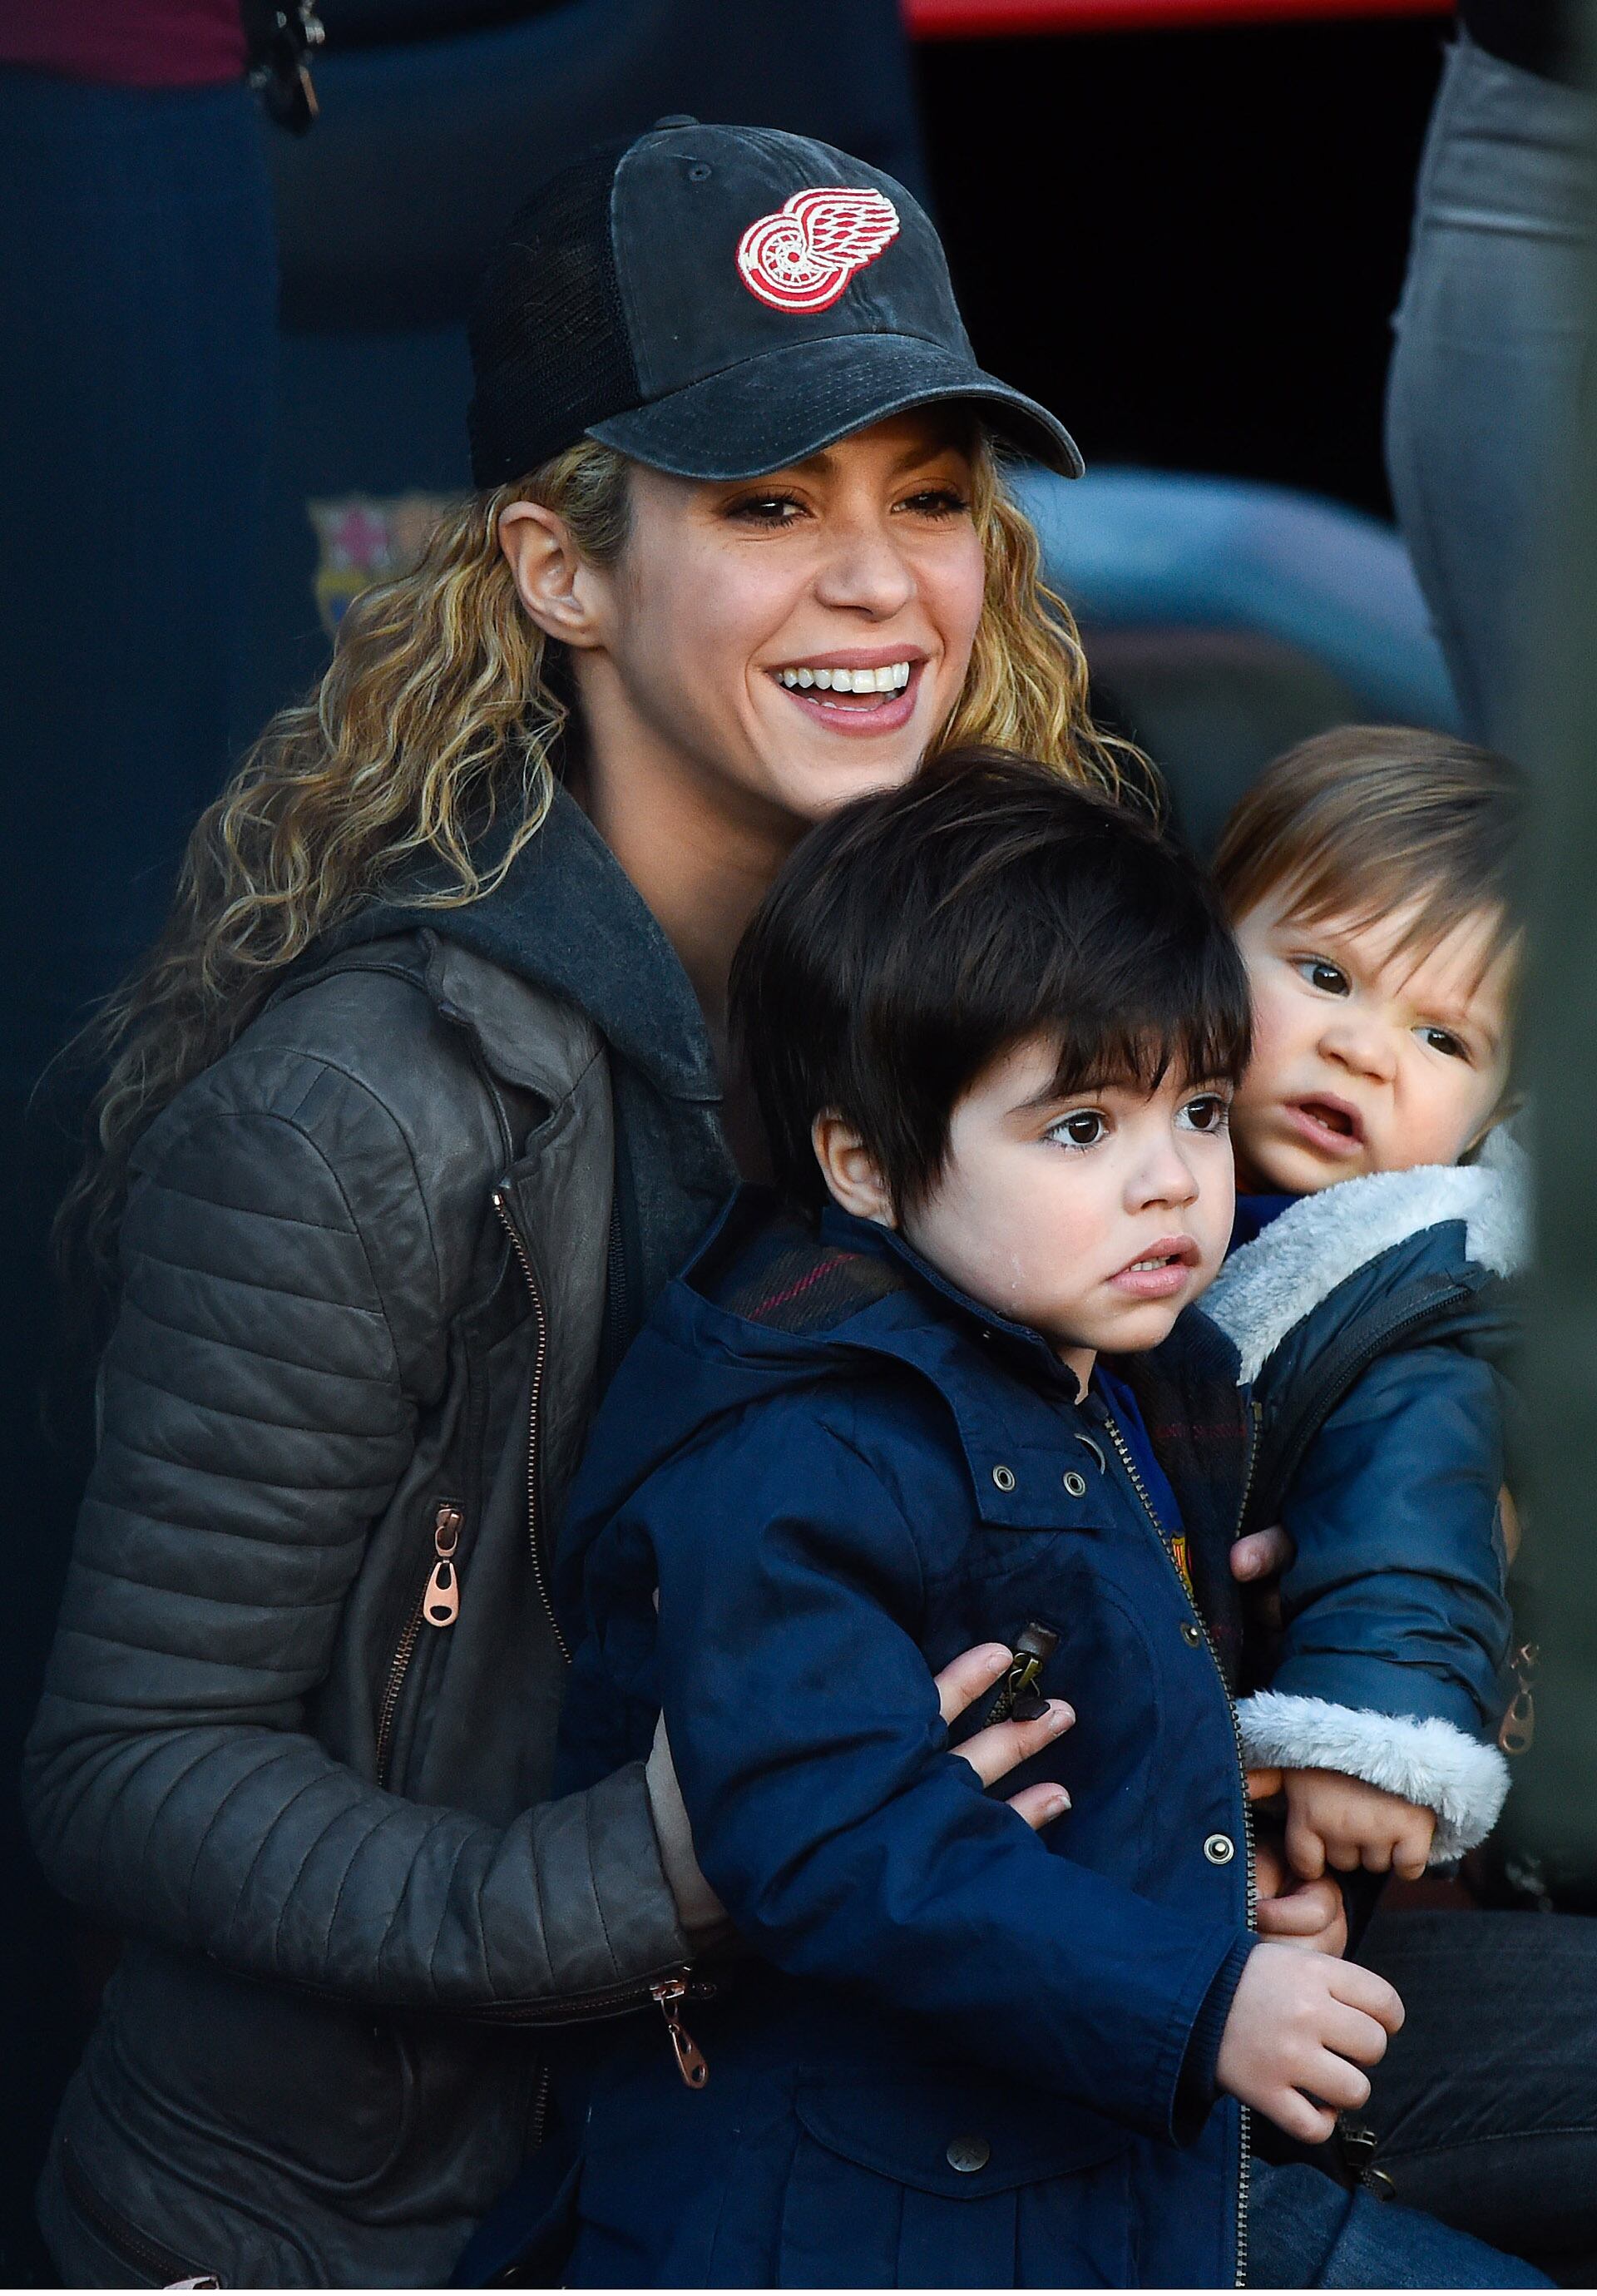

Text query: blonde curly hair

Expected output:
[65,429,1145,1285]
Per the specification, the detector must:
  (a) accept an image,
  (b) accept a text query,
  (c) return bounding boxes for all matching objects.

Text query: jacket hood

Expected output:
[329,784,721,1108]
[1204,1126,1529,1386]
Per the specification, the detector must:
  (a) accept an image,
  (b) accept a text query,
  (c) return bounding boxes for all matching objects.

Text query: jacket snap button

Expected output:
[1180,1622,1202,1646]
[946,2135,991,2174]
[1204,1832,1236,1865]
[1062,1470,1087,1498]
[991,1464,1016,1492]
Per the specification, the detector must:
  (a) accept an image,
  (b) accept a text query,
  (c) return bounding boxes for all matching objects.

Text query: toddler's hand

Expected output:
[1253,1835,1348,1957]
[1215,1941,1404,2144]
[1284,1769,1436,1883]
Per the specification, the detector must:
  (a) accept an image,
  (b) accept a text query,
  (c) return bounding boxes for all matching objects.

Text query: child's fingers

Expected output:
[1393,1811,1435,1882]
[1329,1962,1406,2034]
[1255,1891,1331,1938]
[1264,2088,1337,2147]
[1285,1809,1328,1880]
[1246,1766,1284,1803]
[952,1698,1075,1789]
[934,1644,1014,1722]
[1004,1780,1072,1831]
[1230,1524,1294,1582]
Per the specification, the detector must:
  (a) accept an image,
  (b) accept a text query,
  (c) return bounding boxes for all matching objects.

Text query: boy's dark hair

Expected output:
[1212,725,1526,974]
[730,748,1253,1217]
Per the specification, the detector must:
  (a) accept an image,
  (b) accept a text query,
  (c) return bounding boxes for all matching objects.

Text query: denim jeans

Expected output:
[1385,30,1594,750]
[1357,1909,1597,2284]
[1250,2156,1551,2288]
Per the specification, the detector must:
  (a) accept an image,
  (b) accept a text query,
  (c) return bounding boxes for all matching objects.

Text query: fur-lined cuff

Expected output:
[1236,1690,1510,1861]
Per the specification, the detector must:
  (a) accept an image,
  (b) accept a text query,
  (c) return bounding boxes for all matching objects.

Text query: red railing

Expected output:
[907,0,1450,32]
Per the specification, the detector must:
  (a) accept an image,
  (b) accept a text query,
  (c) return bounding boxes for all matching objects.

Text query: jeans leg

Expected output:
[1249,2157,1552,2288]
[1385,32,1594,752]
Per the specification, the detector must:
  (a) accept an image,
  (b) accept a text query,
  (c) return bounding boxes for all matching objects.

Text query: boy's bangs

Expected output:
[1044,1002,1250,1106]
[1274,862,1517,997]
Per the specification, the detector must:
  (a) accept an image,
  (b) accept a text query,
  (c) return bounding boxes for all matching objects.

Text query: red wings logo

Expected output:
[735,186,901,314]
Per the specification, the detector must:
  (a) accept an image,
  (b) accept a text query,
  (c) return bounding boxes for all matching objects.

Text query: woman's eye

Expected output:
[1298,957,1350,996]
[897,487,970,520]
[1418,1026,1469,1061]
[1048,1111,1105,1150]
[727,492,806,527]
[1180,1095,1230,1134]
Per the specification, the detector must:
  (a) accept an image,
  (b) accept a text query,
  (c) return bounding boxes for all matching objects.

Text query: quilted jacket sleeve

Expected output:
[1237,1343,1514,1859]
[22,1055,689,2011]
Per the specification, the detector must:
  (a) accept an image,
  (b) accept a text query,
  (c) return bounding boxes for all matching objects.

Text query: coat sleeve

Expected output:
[22,1061,690,2011]
[602,1398,1249,2143]
[1237,1343,1513,1858]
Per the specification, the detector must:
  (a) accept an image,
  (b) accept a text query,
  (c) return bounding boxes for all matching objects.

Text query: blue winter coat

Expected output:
[1204,1141,1525,1858]
[552,1190,1262,2289]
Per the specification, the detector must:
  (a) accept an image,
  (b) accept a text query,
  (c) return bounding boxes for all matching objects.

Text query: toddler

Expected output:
[1205,725,1525,1888]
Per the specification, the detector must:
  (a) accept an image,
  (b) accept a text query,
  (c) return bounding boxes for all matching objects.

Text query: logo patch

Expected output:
[307,492,453,636]
[736,186,900,314]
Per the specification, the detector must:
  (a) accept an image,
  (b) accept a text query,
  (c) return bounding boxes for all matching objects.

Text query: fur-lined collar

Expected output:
[1204,1130,1529,1385]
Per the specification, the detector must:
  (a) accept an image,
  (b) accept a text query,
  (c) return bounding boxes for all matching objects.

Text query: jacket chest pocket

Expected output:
[777,2078,1134,2288]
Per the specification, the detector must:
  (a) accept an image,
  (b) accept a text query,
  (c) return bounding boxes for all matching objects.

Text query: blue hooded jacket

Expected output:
[1204,1140,1525,1858]
[552,1190,1263,2288]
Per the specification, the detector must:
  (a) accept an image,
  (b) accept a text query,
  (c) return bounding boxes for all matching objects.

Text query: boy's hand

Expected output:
[1253,1835,1349,1957]
[936,1643,1075,1831]
[1216,1941,1404,2144]
[1283,1769,1436,1882]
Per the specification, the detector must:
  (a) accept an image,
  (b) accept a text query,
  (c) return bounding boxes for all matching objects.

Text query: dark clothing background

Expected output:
[0,66,276,2282]
[1457,0,1571,83]
[0,0,246,84]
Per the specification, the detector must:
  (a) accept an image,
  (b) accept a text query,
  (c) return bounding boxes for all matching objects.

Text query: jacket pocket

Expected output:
[779,2077,1134,2288]
[57,2138,223,2288]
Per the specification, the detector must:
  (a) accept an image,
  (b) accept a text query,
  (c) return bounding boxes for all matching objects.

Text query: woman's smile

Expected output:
[766,647,927,737]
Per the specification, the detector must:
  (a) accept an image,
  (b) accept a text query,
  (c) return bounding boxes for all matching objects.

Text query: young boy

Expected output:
[547,751,1539,2289]
[1205,726,1525,1889]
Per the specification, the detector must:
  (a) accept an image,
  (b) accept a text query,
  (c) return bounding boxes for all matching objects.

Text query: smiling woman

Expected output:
[25,123,1140,2289]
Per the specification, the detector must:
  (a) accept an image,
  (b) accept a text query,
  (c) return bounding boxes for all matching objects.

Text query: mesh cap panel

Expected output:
[467,141,640,487]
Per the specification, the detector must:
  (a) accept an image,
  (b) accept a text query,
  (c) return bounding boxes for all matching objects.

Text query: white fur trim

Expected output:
[1206,1131,1529,1384]
[1237,1689,1510,1861]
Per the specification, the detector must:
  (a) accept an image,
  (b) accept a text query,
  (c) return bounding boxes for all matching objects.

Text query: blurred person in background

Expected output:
[1386,0,1586,749]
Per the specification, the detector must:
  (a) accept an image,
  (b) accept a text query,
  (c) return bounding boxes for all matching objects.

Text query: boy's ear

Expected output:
[812,1113,897,1227]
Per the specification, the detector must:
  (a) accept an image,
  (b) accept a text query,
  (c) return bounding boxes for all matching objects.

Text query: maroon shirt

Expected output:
[0,0,245,87]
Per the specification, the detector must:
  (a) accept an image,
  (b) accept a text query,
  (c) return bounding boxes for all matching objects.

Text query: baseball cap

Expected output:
[467,120,1083,487]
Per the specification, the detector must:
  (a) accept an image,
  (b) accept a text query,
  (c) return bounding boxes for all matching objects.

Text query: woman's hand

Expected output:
[936,1643,1075,1830]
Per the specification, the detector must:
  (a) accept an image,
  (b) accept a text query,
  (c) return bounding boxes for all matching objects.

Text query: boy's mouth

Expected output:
[1284,1096,1367,1155]
[1108,1236,1199,1300]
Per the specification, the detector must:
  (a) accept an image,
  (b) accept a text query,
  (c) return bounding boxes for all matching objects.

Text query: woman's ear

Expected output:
[498,501,607,650]
[812,1113,897,1226]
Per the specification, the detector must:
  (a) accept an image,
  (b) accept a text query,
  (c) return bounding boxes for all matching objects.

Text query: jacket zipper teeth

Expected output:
[473,1965,713,2027]
[492,1189,571,1666]
[374,1500,465,1791]
[1100,1407,1254,2289]
[60,2141,220,2286]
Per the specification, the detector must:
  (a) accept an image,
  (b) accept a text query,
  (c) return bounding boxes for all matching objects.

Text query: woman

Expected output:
[22,124,1135,2288]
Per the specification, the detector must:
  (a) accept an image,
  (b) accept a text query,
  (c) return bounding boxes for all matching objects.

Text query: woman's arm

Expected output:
[22,1061,689,2012]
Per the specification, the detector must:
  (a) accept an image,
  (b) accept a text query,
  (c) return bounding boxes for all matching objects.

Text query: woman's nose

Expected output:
[812,521,917,618]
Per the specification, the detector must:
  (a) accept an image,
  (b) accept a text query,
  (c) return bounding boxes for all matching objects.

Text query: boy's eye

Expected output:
[1180,1094,1230,1134]
[1047,1110,1105,1150]
[1298,957,1350,996]
[1417,1026,1469,1061]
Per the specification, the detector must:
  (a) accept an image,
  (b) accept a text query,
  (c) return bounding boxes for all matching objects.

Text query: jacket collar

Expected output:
[324,783,723,1108]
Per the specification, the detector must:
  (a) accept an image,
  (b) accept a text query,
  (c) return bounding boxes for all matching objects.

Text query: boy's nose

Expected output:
[1319,1013,1398,1082]
[1130,1140,1200,1210]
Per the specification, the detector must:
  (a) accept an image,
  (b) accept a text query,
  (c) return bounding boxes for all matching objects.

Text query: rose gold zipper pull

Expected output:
[423,1502,463,1628]
[650,1975,709,2088]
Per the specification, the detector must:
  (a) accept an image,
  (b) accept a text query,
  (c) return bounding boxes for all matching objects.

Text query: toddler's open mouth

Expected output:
[1286,1096,1366,1153]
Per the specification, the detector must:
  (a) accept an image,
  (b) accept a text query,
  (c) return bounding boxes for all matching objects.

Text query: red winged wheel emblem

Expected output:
[735,186,902,314]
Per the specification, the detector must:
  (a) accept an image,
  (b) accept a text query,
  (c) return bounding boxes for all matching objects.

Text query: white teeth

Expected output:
[774,660,913,694]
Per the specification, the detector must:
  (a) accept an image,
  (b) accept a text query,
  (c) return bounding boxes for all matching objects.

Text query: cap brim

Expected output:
[587,332,1083,481]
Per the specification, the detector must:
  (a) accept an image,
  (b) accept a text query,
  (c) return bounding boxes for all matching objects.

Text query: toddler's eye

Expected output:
[1047,1110,1105,1150]
[1180,1094,1230,1134]
[1417,1026,1469,1061]
[1298,957,1350,996]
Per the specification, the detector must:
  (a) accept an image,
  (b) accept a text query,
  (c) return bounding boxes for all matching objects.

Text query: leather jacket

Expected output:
[23,792,739,2287]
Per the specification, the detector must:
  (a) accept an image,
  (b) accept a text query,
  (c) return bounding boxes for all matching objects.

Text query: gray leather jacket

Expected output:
[23,804,739,2287]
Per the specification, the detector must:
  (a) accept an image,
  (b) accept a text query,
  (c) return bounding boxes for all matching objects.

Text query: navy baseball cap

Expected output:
[467,120,1083,487]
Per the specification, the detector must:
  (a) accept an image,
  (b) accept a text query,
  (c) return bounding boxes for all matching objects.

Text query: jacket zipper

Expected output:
[60,2140,222,2288]
[472,1963,717,2083]
[492,1187,571,1665]
[1100,1403,1258,2289]
[374,1500,464,1790]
